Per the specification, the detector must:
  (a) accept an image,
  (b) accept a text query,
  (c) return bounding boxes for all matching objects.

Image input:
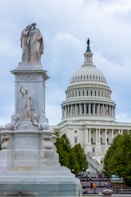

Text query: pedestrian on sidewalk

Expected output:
[93,182,97,194]
[90,182,93,190]
[82,186,86,194]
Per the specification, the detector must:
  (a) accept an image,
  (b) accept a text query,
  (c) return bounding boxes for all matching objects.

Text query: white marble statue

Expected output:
[20,25,32,62]
[20,23,44,62]
[20,86,32,119]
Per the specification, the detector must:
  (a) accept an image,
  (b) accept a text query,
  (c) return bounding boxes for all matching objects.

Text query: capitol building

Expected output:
[56,39,131,162]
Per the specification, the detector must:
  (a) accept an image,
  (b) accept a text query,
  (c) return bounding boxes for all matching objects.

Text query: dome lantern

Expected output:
[86,38,91,52]
[84,38,93,65]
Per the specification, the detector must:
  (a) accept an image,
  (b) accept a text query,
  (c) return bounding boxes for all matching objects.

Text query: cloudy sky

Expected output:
[0,0,131,126]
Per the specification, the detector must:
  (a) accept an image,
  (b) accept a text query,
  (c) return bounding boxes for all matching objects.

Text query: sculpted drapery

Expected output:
[21,23,44,63]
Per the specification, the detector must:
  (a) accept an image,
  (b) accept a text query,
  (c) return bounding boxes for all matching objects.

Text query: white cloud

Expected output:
[0,0,131,125]
[48,32,83,74]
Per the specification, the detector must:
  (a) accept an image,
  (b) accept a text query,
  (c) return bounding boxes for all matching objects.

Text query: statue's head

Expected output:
[25,89,28,94]
[32,23,37,29]
[25,25,32,31]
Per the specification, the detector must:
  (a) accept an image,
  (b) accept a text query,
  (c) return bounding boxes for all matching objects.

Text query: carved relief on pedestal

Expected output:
[17,75,37,81]
[42,134,53,149]
[40,132,60,166]
[31,113,49,130]
[20,86,32,120]
[31,114,41,129]
[1,134,11,149]
[12,115,21,129]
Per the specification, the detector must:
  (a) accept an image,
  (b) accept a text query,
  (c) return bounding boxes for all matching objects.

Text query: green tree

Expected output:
[72,143,88,172]
[103,132,131,185]
[55,133,88,175]
[68,149,80,175]
[55,133,71,167]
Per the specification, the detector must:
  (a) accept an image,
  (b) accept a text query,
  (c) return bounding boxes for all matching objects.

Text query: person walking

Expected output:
[93,182,97,194]
[90,182,93,190]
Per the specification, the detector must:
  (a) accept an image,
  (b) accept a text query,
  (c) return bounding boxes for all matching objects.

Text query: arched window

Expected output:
[75,91,77,97]
[91,137,93,144]
[107,138,109,145]
[98,91,100,96]
[74,137,78,144]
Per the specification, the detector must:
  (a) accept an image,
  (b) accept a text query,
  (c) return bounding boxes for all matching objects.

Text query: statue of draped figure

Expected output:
[20,23,44,63]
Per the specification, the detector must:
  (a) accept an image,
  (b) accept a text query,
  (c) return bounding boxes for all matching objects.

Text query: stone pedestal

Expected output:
[0,62,82,196]
[0,168,81,196]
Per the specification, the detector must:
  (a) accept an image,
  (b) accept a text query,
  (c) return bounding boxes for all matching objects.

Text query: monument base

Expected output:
[0,128,82,196]
[0,167,81,196]
[0,183,80,197]
[0,24,82,196]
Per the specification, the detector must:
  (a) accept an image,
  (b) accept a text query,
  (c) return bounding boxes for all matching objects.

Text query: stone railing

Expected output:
[118,189,131,194]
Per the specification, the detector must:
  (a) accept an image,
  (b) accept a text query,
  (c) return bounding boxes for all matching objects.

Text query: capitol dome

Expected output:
[61,39,116,122]
[71,64,106,84]
[71,39,107,85]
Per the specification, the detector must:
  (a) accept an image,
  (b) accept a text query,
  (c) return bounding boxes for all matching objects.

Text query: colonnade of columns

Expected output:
[62,103,115,119]
[82,128,127,154]
[67,88,110,99]
[84,128,124,145]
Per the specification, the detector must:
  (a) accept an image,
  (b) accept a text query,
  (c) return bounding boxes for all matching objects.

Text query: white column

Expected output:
[62,107,64,118]
[79,104,81,115]
[111,129,114,143]
[96,129,100,144]
[74,104,76,116]
[89,129,91,144]
[109,106,111,117]
[89,104,91,115]
[97,104,100,116]
[66,106,68,117]
[98,129,100,144]
[77,104,80,116]
[95,129,97,144]
[103,104,105,116]
[100,104,102,116]
[84,104,86,115]
[70,105,72,116]
[84,128,89,146]
[93,104,95,115]
[105,129,107,145]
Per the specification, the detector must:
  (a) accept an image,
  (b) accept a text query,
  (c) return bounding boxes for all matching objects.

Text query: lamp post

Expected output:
[82,167,85,180]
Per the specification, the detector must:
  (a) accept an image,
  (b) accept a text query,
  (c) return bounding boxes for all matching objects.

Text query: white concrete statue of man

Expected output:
[20,24,32,62]
[20,86,32,119]
[29,23,44,62]
[20,23,44,62]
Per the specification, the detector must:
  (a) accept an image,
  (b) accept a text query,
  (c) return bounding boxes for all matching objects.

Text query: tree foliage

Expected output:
[55,133,88,175]
[55,133,71,167]
[71,143,87,172]
[103,132,131,185]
